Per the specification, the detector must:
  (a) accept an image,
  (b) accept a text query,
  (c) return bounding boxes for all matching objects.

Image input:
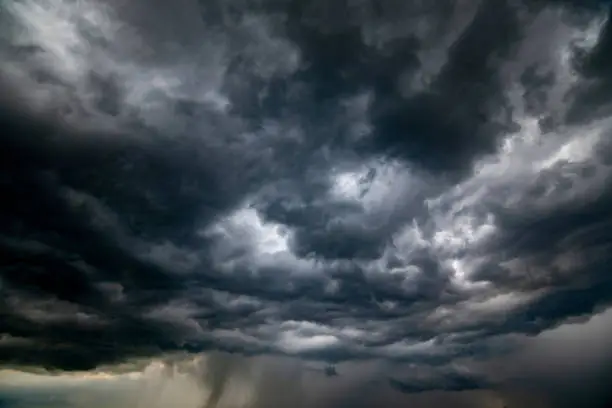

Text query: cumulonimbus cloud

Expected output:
[0,0,611,401]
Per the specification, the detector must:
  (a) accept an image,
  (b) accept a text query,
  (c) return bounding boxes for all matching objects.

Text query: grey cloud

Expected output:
[388,372,490,394]
[2,319,610,408]
[1,0,612,403]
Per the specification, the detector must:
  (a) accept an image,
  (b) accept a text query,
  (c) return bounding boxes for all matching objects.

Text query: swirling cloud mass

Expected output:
[1,0,612,407]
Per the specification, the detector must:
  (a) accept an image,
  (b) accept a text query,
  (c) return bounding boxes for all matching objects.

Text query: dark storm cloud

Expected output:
[366,0,519,176]
[566,4,612,123]
[1,0,612,401]
[388,371,491,394]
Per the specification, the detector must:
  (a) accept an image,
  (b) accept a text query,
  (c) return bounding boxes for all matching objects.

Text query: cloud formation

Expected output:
[1,0,612,403]
[1,309,611,408]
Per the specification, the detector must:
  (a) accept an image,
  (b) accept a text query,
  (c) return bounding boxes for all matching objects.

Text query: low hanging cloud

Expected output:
[1,310,611,408]
[1,0,612,406]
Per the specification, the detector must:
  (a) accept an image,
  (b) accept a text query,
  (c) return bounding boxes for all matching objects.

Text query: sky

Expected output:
[1,0,612,407]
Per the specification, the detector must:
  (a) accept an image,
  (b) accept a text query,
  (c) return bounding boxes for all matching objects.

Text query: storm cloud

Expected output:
[1,0,612,405]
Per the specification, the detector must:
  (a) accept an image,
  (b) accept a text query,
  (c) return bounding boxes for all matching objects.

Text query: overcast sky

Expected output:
[1,0,612,407]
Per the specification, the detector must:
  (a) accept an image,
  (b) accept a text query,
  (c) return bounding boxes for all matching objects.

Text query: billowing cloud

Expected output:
[0,310,611,408]
[1,0,612,405]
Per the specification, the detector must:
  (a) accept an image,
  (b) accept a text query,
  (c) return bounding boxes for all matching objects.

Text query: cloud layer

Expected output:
[1,309,612,408]
[1,0,612,402]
